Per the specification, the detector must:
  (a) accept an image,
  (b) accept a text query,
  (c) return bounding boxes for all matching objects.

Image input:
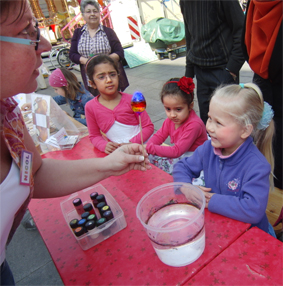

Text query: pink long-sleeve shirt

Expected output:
[85,92,154,152]
[146,109,207,158]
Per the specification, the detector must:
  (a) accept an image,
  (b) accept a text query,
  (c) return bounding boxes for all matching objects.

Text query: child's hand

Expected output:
[198,186,213,208]
[105,142,120,154]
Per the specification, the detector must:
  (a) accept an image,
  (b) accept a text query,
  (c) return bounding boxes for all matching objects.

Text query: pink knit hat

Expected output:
[49,68,68,87]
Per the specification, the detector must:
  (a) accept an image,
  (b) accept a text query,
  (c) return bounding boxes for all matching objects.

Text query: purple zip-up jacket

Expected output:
[173,137,271,233]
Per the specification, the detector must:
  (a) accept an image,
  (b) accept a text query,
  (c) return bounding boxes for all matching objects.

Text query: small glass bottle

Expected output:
[85,220,96,231]
[90,192,99,208]
[74,226,86,237]
[73,198,84,215]
[81,211,90,220]
[101,205,111,213]
[96,217,110,236]
[97,202,106,216]
[102,210,114,221]
[96,194,107,205]
[69,218,79,232]
[85,220,99,239]
[87,214,97,222]
[83,203,96,215]
[77,218,87,232]
[96,217,107,227]
[74,226,88,247]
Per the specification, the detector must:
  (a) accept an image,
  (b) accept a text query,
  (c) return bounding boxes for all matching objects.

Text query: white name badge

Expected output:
[20,150,33,186]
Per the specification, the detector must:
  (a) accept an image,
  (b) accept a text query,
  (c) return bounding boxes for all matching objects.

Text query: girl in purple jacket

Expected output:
[173,83,275,235]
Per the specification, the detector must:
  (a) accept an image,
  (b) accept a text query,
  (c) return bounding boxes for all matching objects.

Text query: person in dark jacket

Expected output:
[69,0,129,96]
[180,0,245,124]
[242,0,282,190]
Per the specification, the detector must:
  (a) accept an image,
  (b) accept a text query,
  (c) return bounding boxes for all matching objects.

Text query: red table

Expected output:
[29,137,251,285]
[186,227,283,285]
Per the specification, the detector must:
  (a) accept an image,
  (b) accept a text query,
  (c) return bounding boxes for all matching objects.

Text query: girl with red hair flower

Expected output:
[145,77,207,174]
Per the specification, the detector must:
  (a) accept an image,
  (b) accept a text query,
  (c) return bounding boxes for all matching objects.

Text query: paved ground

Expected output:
[6,53,253,286]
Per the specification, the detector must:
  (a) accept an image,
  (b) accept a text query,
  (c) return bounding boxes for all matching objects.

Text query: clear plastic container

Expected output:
[136,182,205,267]
[60,184,127,250]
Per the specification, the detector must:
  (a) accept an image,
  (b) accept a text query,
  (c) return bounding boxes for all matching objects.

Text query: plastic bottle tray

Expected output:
[60,184,127,250]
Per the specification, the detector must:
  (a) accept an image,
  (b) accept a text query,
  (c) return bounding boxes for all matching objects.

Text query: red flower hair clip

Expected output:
[166,77,195,95]
[177,77,195,94]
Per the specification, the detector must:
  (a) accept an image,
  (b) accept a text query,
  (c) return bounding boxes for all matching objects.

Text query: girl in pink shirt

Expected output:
[146,77,207,174]
[85,55,154,154]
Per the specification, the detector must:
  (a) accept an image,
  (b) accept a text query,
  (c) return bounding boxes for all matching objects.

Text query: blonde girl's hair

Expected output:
[59,68,84,101]
[211,83,275,189]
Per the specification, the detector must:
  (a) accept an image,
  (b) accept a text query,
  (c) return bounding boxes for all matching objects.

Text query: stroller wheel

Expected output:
[168,52,177,60]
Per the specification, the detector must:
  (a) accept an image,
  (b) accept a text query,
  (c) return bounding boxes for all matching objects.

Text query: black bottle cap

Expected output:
[102,210,114,221]
[96,194,106,204]
[77,218,87,227]
[97,201,106,210]
[87,214,97,222]
[74,226,85,237]
[97,202,106,216]
[81,212,90,220]
[90,192,98,200]
[96,217,107,227]
[83,203,93,212]
[72,198,82,206]
[91,193,99,207]
[85,220,96,231]
[69,218,79,229]
[101,205,111,212]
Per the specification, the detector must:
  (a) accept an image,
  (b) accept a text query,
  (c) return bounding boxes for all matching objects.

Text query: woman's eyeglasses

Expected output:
[0,18,40,50]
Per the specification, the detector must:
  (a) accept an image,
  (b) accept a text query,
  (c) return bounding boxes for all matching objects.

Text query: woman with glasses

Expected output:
[69,0,129,96]
[0,1,150,284]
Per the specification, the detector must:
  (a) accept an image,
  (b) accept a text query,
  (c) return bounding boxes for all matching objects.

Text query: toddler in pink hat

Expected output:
[48,68,68,87]
[47,68,94,126]
[22,68,94,126]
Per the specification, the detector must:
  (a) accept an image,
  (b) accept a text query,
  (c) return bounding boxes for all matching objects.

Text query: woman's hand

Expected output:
[80,56,89,65]
[105,142,120,154]
[103,143,151,176]
[109,53,120,62]
[33,143,151,198]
